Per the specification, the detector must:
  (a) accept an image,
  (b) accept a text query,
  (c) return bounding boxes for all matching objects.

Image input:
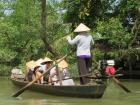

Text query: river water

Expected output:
[0,77,140,105]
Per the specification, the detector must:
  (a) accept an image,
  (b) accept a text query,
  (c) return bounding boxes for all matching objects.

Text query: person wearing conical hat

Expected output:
[26,60,35,71]
[25,60,35,81]
[31,58,45,84]
[35,58,45,73]
[41,57,53,72]
[48,59,75,85]
[37,57,54,83]
[32,59,44,84]
[66,23,94,85]
[57,59,75,86]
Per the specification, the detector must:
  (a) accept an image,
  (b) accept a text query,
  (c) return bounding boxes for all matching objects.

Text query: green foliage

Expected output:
[95,18,132,49]
[0,0,139,76]
[0,0,44,74]
[0,64,12,76]
[62,0,122,28]
[0,48,16,62]
[0,20,18,62]
[92,49,105,61]
[127,0,140,9]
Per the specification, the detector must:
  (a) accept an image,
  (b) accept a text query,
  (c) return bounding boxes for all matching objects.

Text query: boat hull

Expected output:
[11,78,106,98]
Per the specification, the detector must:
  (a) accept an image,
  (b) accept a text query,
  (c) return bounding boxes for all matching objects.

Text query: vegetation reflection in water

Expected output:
[0,77,140,105]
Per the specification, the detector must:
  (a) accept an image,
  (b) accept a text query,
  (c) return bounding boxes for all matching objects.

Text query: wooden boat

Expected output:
[11,78,106,98]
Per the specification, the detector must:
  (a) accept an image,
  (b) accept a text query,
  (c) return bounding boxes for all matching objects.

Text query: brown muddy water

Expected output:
[0,77,140,105]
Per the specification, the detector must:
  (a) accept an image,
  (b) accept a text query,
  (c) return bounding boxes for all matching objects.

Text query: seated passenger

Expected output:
[49,59,75,86]
[41,57,53,70]
[105,60,116,76]
[33,58,44,84]
[48,67,57,85]
[25,60,35,81]
[41,57,53,82]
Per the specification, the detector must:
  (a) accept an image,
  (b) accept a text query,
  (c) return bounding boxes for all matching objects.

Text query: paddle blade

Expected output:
[12,82,32,97]
[112,77,131,93]
[12,86,27,97]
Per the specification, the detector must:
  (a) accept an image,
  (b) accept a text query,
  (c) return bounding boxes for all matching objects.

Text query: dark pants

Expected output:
[77,57,92,85]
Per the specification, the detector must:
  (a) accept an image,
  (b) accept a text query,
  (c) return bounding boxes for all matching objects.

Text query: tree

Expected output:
[95,18,132,50]
[40,0,59,57]
[62,0,121,28]
[117,0,140,47]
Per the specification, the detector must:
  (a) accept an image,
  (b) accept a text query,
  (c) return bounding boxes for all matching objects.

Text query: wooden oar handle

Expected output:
[86,74,123,79]
[112,77,131,93]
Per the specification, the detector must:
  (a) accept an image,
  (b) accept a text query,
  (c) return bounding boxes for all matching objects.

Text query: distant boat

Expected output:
[11,78,106,98]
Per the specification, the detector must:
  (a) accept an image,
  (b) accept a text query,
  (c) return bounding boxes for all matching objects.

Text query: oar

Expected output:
[47,74,123,84]
[112,76,131,93]
[12,54,68,97]
[86,74,123,79]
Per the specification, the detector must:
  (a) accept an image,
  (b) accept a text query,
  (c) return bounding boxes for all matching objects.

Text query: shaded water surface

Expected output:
[0,77,140,105]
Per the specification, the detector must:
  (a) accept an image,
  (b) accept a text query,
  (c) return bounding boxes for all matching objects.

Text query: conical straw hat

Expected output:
[55,59,68,69]
[74,23,90,32]
[36,58,44,66]
[26,60,35,69]
[33,61,41,70]
[41,57,53,64]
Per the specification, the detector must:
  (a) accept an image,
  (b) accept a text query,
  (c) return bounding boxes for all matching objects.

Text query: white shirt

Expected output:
[67,34,94,56]
[50,67,57,76]
[39,65,46,72]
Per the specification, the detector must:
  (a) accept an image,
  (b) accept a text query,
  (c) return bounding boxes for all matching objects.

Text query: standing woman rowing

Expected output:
[66,23,94,85]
